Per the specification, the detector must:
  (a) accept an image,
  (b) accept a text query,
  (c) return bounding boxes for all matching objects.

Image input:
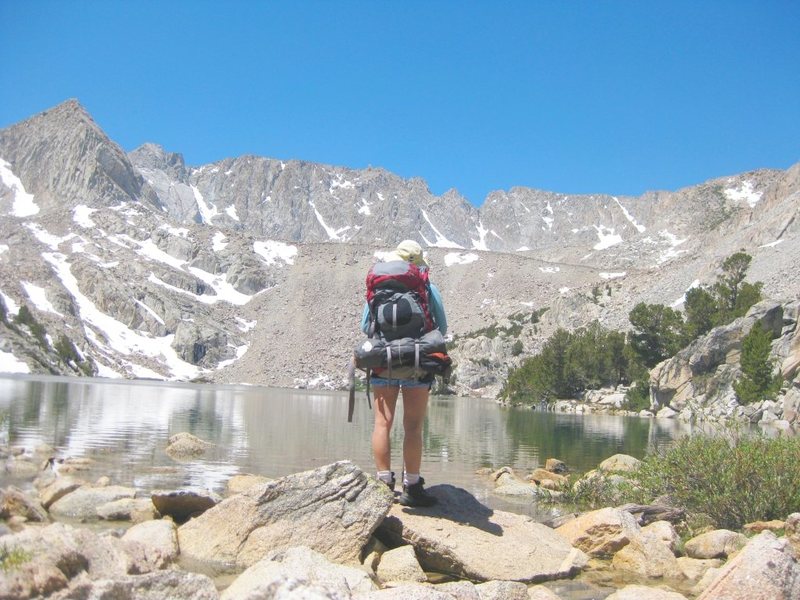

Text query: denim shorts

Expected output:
[369,375,433,389]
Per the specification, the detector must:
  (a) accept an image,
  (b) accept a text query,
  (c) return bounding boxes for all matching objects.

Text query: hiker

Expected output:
[360,239,447,506]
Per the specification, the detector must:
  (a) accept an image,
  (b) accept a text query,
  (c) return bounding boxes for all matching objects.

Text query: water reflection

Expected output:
[1,375,695,515]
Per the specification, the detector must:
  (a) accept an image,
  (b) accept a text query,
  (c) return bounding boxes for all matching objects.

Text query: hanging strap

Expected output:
[365,368,372,411]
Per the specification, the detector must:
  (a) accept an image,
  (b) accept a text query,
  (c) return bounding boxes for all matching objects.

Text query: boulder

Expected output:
[785,512,800,556]
[48,484,137,521]
[527,585,563,600]
[684,529,748,559]
[376,545,427,584]
[0,558,68,599]
[493,470,539,497]
[178,461,393,571]
[432,581,480,599]
[605,585,688,599]
[555,507,641,557]
[165,432,213,460]
[676,557,724,583]
[0,522,133,592]
[529,468,569,488]
[697,531,800,600]
[545,458,568,474]
[377,484,587,583]
[51,570,219,600]
[357,584,453,599]
[611,531,683,580]
[743,519,785,534]
[220,546,375,600]
[97,497,159,522]
[120,519,180,572]
[226,473,272,496]
[38,475,85,509]
[0,485,49,522]
[474,580,529,599]
[598,454,641,473]
[151,488,220,523]
[642,521,680,553]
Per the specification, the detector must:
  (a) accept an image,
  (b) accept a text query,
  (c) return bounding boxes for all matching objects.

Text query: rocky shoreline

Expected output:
[2,435,799,599]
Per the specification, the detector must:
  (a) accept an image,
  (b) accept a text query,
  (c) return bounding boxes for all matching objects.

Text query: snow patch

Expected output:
[516,246,530,252]
[216,343,250,369]
[73,205,97,228]
[559,287,571,294]
[159,224,189,238]
[358,198,371,216]
[135,238,187,270]
[22,281,62,316]
[599,272,626,280]
[422,210,463,248]
[0,158,39,217]
[192,185,218,223]
[330,175,355,193]
[187,267,253,306]
[0,244,8,256]
[134,298,165,325]
[212,232,228,252]
[254,240,297,265]
[671,279,701,308]
[614,197,646,232]
[25,223,75,250]
[593,225,623,250]
[225,205,240,221]
[310,200,350,240]
[655,231,688,265]
[444,252,479,267]
[235,317,257,332]
[539,266,560,273]
[759,239,784,249]
[0,350,30,374]
[0,290,20,315]
[724,180,762,207]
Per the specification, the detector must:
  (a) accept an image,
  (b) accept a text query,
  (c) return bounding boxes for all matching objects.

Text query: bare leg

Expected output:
[401,386,430,476]
[372,385,400,472]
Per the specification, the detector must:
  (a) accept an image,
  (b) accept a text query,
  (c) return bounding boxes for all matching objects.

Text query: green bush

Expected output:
[632,433,800,530]
[553,473,639,512]
[0,546,32,572]
[624,378,651,412]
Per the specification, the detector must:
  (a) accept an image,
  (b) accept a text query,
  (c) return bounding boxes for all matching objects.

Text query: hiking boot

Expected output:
[379,472,396,492]
[397,477,437,507]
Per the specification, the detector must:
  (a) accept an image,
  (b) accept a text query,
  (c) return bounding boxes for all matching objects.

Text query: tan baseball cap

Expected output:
[395,239,428,267]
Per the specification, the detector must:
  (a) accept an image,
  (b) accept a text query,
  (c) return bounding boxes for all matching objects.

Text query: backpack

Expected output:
[366,260,434,341]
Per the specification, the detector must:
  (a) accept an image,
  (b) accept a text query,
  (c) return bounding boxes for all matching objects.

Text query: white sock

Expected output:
[377,471,394,483]
[404,473,420,486]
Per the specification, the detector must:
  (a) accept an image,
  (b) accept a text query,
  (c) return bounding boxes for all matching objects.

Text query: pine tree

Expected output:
[733,324,782,404]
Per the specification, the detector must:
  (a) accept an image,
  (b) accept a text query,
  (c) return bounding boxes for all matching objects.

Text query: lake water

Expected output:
[0,375,696,517]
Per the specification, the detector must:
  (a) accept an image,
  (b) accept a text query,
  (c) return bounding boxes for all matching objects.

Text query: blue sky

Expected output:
[1,1,798,206]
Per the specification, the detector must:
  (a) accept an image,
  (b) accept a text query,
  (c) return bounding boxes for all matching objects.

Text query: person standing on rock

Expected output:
[360,239,448,506]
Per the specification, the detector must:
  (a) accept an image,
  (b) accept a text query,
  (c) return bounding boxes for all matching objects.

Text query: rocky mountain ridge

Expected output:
[1,99,799,398]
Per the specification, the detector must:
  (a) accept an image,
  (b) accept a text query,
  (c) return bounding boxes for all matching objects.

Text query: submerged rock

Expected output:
[165,432,213,460]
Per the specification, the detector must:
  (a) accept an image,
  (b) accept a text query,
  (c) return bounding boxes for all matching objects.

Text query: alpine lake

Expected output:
[0,374,703,519]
